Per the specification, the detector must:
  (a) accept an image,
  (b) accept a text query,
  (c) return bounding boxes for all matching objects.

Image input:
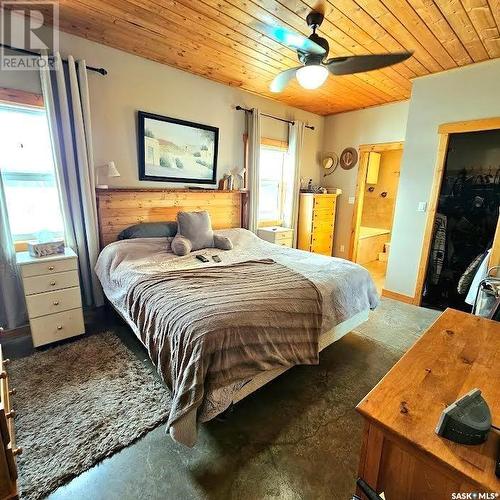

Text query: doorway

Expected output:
[349,142,404,293]
[414,120,500,311]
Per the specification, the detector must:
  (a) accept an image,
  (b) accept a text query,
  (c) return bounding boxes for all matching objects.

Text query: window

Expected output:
[0,103,64,242]
[259,146,287,224]
[258,141,295,227]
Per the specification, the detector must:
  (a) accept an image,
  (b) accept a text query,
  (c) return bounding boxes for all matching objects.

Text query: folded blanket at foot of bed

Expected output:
[126,259,323,446]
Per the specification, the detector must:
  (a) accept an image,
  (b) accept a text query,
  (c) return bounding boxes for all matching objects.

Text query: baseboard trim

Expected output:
[381,288,416,305]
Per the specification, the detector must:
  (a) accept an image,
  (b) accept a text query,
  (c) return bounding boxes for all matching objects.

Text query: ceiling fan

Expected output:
[260,11,413,93]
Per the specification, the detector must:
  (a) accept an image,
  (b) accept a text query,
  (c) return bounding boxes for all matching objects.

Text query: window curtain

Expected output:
[247,108,261,233]
[40,53,103,307]
[0,175,27,330]
[284,121,305,247]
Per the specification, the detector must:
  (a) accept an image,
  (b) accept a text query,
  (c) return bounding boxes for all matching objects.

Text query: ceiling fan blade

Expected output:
[325,52,413,75]
[257,22,326,55]
[269,67,300,93]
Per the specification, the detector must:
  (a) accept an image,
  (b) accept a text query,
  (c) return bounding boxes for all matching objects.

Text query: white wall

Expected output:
[386,59,500,297]
[322,101,410,257]
[0,21,324,189]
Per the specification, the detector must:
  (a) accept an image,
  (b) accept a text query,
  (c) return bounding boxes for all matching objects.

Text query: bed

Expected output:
[95,189,379,446]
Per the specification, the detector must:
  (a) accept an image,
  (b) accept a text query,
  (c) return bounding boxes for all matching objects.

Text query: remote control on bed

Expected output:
[196,255,209,263]
[212,255,221,263]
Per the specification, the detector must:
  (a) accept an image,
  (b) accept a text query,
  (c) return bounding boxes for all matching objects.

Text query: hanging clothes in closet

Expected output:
[422,129,500,312]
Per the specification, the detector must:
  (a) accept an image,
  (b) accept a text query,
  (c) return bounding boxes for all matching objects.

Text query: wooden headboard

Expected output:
[96,188,248,248]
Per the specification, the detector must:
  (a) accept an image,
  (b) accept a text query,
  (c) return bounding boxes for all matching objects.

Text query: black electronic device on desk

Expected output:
[435,388,493,445]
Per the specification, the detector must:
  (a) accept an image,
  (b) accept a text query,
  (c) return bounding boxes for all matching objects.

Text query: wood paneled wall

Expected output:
[96,188,246,247]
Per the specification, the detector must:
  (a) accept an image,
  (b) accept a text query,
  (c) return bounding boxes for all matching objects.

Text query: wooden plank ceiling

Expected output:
[28,0,500,115]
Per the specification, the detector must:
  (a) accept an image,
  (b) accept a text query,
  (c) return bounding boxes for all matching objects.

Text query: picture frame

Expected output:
[138,111,219,184]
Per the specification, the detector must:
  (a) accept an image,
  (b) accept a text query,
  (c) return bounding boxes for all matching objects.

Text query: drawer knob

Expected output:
[0,371,6,379]
[3,358,10,366]
[12,447,22,457]
[6,409,15,419]
[57,325,63,330]
[48,266,55,271]
[50,281,56,286]
[9,388,16,396]
[53,301,60,306]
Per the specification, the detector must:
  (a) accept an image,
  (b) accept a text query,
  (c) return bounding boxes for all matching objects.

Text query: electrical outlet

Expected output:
[340,245,345,252]
[417,201,427,212]
[348,196,355,204]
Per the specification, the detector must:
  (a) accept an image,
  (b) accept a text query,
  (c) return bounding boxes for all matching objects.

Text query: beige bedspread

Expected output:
[126,259,322,434]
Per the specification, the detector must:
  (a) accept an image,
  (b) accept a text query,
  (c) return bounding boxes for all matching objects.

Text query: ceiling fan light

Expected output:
[296,65,328,90]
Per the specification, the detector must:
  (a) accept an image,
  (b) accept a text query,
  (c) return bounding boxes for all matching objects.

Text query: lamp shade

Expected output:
[106,161,120,177]
[296,65,329,90]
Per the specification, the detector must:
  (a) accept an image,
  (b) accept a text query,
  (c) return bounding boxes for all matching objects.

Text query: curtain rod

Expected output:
[235,105,315,130]
[0,43,108,75]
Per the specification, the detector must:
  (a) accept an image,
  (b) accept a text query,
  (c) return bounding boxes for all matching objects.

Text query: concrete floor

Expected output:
[3,299,440,500]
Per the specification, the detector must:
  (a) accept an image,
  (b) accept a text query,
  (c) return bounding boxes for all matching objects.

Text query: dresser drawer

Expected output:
[312,241,332,255]
[313,209,335,222]
[23,270,80,296]
[313,220,334,234]
[20,257,77,278]
[274,231,293,241]
[313,197,336,211]
[30,308,85,347]
[277,238,293,247]
[26,287,82,319]
[311,231,333,255]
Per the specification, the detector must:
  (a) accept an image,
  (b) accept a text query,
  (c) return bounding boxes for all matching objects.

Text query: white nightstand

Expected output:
[257,226,294,247]
[16,248,85,347]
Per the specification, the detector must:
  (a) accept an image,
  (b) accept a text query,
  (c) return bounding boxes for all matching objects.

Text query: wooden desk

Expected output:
[356,309,500,499]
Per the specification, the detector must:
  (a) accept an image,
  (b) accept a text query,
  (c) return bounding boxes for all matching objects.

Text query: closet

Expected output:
[422,129,500,312]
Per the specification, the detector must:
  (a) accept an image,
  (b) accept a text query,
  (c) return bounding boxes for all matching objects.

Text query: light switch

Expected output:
[417,201,427,212]
[340,245,345,252]
[348,196,355,204]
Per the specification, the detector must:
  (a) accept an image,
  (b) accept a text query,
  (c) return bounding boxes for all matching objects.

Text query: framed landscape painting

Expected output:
[138,111,219,184]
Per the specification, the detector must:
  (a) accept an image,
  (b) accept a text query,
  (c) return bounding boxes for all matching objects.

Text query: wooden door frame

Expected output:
[413,117,500,305]
[348,141,404,262]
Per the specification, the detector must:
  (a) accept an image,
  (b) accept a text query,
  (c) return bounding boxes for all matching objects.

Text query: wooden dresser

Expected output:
[0,346,21,499]
[297,193,338,256]
[356,309,500,499]
[16,248,85,347]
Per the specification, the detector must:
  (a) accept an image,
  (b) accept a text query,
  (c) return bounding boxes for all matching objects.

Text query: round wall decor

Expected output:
[340,147,358,170]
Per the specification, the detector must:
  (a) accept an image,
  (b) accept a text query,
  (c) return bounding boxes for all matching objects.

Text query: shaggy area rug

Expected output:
[8,332,171,499]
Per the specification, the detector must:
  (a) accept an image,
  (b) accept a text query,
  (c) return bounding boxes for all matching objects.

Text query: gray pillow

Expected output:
[214,234,233,250]
[176,210,214,251]
[118,221,177,240]
[171,235,192,256]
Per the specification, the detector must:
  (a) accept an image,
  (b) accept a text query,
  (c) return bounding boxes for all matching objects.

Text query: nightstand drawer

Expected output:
[274,231,293,241]
[277,238,293,247]
[20,257,77,278]
[30,308,85,347]
[23,270,80,295]
[25,287,82,318]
